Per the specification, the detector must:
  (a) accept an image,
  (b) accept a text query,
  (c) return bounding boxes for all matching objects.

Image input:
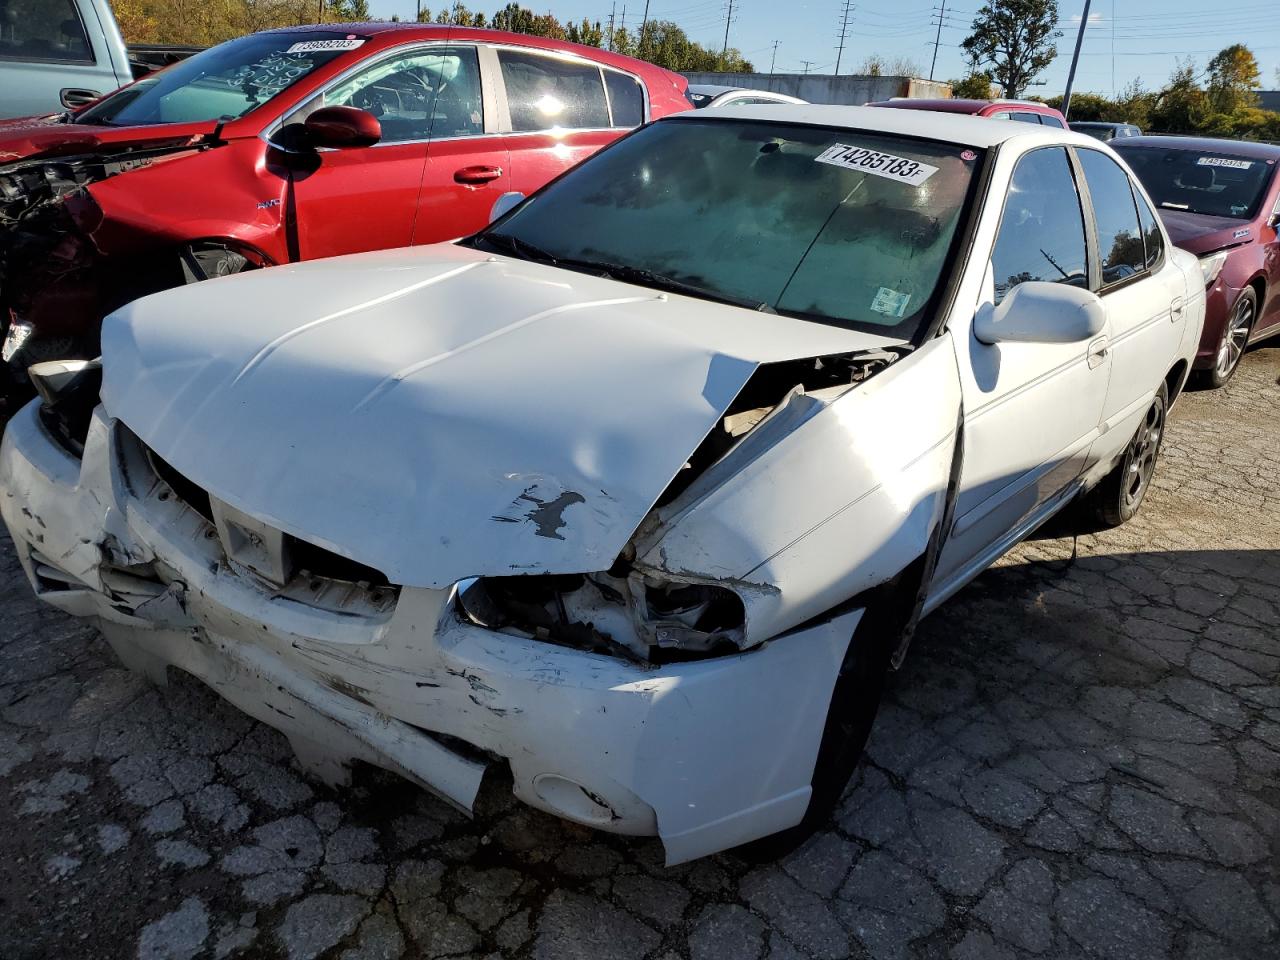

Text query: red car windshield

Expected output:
[78,31,363,127]
[1116,144,1276,220]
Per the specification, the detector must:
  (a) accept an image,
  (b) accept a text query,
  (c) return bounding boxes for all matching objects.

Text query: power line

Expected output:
[834,0,855,77]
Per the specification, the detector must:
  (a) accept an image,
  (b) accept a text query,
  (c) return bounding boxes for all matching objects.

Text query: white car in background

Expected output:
[685,83,805,108]
[0,106,1202,864]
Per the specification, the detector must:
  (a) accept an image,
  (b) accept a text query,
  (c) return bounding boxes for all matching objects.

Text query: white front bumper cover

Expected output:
[0,402,859,864]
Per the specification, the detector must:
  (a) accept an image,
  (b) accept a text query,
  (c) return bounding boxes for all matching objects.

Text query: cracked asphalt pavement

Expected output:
[2,348,1279,960]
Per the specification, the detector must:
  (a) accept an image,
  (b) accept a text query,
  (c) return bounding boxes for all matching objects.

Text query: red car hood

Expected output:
[1157,208,1257,257]
[0,115,217,165]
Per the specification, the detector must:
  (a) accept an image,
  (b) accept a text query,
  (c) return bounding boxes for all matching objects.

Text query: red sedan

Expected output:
[867,98,1068,128]
[1115,137,1280,386]
[0,24,689,393]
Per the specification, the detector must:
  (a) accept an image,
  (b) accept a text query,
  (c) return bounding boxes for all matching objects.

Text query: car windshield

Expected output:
[474,118,982,338]
[77,31,361,126]
[1115,144,1276,220]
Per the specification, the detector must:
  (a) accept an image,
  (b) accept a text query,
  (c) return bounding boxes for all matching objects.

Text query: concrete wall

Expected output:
[679,73,952,106]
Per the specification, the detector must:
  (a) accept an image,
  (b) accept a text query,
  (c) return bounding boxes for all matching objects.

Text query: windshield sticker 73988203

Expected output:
[286,38,366,54]
[815,144,939,186]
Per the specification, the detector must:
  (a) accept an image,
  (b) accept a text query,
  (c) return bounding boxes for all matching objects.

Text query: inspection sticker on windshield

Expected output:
[286,38,365,53]
[871,286,912,318]
[1197,156,1252,170]
[815,143,938,186]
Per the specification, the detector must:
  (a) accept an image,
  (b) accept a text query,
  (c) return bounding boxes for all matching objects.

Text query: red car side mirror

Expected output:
[304,106,381,149]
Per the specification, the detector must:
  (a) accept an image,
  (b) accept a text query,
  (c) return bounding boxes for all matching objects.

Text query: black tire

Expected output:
[1197,287,1256,388]
[732,584,902,862]
[1088,381,1168,528]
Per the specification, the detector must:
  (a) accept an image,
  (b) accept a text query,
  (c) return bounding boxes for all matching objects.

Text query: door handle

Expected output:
[454,165,502,185]
[60,88,101,109]
[1087,336,1108,369]
[1170,295,1184,321]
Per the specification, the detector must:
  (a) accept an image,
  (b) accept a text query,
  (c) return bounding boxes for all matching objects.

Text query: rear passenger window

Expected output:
[1012,112,1044,125]
[1134,184,1165,270]
[1078,149,1145,286]
[604,71,644,128]
[0,0,92,63]
[991,147,1089,304]
[499,50,610,131]
[1039,115,1066,129]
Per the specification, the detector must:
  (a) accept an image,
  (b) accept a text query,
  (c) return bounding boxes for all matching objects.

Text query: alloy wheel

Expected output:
[1123,398,1164,511]
[1215,294,1254,379]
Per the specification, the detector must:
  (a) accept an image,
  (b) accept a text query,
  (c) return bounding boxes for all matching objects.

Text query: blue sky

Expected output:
[365,0,1280,98]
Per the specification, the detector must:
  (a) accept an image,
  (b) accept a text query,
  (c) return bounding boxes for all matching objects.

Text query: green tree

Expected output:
[1206,44,1261,113]
[1149,59,1210,133]
[328,0,370,21]
[950,71,995,99]
[960,0,1061,99]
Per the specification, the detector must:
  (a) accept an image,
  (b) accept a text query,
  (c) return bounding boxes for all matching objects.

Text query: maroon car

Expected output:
[1114,136,1280,386]
[867,98,1068,128]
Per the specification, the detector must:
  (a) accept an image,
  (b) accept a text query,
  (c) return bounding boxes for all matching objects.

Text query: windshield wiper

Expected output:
[476,232,559,265]
[563,260,776,313]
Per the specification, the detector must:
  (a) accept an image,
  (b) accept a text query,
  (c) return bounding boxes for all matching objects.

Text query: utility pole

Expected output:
[800,59,815,75]
[317,0,323,24]
[929,1,946,81]
[1061,0,1091,118]
[607,1,616,51]
[640,0,651,52]
[722,0,735,58]
[834,0,854,77]
[769,40,780,80]
[620,4,626,34]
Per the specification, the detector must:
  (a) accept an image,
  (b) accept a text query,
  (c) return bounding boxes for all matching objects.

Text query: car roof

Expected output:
[678,103,1097,148]
[867,98,1058,114]
[1070,121,1128,128]
[687,84,747,96]
[1113,135,1280,160]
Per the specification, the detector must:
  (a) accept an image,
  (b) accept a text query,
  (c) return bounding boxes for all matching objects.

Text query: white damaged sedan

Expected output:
[0,106,1203,864]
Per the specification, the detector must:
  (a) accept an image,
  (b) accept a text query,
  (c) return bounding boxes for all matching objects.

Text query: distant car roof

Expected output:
[687,84,749,96]
[1113,135,1280,161]
[866,98,1059,114]
[675,103,1097,148]
[1070,121,1133,128]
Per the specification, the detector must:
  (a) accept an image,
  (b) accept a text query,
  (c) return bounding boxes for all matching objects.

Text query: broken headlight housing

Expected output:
[29,358,102,457]
[458,570,746,663]
[1199,250,1229,289]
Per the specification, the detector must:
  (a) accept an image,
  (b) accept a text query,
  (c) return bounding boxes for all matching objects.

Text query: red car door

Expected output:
[493,47,644,198]
[288,45,493,259]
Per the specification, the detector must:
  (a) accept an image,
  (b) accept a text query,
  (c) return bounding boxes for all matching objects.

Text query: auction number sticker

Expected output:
[815,143,938,186]
[1196,156,1252,170]
[286,38,366,53]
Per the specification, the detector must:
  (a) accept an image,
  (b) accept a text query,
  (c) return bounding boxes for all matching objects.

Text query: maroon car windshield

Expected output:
[77,31,365,127]
[1116,144,1276,220]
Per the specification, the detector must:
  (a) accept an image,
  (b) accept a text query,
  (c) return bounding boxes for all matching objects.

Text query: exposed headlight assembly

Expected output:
[1199,250,1229,289]
[1,319,33,364]
[458,570,746,663]
[29,357,102,457]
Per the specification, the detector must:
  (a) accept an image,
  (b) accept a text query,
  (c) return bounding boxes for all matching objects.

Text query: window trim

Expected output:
[1072,145,1162,296]
[0,0,96,65]
[491,43,649,135]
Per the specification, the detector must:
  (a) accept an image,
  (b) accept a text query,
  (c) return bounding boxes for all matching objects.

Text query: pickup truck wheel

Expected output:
[1088,381,1168,528]
[732,595,898,862]
[1198,287,1256,388]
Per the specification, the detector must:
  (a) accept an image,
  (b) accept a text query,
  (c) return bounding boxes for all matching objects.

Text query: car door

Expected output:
[1074,147,1185,457]
[411,46,511,243]
[286,45,491,259]
[0,0,121,117]
[932,146,1112,597]
[1257,187,1280,333]
[493,46,645,198]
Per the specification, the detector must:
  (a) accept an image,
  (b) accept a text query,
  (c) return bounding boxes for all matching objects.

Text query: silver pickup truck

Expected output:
[0,0,132,118]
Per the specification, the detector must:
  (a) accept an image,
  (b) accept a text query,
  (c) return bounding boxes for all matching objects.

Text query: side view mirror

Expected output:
[974,281,1105,345]
[303,106,381,149]
[1268,211,1280,230]
[489,191,525,223]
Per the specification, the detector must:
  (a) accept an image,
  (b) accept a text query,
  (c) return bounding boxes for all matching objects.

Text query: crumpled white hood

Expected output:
[102,243,901,587]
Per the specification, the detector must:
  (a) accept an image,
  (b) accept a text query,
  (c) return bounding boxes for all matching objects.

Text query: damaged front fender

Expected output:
[634,333,965,647]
